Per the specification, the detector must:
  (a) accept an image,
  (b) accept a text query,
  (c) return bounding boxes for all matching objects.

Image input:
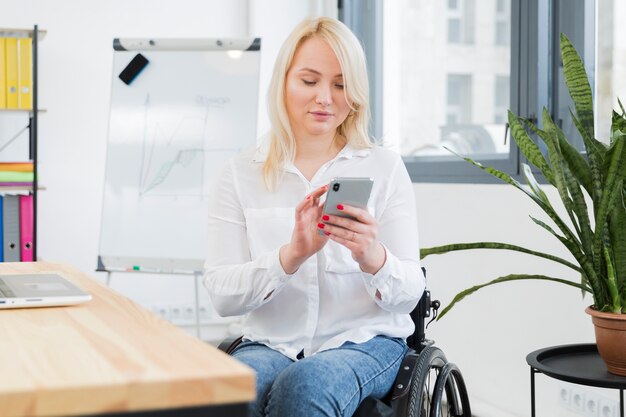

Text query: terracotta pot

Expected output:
[585,306,626,376]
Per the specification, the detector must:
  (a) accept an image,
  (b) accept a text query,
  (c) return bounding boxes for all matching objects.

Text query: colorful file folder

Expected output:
[18,37,32,109]
[0,195,3,262]
[5,38,18,109]
[0,38,6,109]
[2,194,20,261]
[19,194,33,261]
[0,162,34,172]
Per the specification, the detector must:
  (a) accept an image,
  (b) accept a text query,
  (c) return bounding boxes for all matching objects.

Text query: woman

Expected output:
[204,16,425,417]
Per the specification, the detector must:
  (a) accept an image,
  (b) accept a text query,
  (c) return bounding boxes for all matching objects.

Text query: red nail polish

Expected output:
[324,232,330,236]
[306,195,311,200]
[322,215,329,221]
[317,223,325,229]
[337,204,344,210]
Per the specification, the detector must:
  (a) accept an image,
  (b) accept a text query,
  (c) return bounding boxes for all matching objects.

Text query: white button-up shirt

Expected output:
[203,143,425,360]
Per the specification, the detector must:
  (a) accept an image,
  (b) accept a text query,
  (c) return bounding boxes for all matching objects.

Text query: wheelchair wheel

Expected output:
[406,346,446,416]
[405,346,470,417]
[431,362,471,417]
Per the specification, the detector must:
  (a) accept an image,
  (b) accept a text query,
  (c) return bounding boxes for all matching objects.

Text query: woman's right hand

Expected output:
[279,185,329,274]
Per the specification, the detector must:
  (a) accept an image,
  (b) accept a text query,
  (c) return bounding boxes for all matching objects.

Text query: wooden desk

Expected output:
[0,262,254,417]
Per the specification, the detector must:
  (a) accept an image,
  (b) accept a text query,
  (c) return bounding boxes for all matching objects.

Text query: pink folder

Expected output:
[19,194,33,261]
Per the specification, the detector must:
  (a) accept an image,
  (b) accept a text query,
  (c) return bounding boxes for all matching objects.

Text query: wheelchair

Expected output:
[218,269,471,417]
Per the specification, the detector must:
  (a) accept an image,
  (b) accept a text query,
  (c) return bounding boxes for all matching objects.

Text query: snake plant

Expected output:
[421,33,626,318]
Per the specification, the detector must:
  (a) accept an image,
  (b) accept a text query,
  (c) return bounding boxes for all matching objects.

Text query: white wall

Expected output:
[416,183,598,417]
[0,2,604,417]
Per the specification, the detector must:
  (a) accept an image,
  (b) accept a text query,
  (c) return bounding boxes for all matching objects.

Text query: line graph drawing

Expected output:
[137,93,231,197]
[140,148,204,195]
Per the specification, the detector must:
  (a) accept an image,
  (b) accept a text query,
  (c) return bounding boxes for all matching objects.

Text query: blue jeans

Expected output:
[232,336,408,417]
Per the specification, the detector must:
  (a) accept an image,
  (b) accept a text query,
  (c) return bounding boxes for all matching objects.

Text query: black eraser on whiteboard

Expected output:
[119,53,149,85]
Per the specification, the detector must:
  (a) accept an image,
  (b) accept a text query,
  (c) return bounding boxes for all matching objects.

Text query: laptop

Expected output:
[0,273,92,309]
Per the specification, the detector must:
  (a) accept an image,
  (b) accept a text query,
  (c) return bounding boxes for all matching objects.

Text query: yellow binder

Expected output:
[18,37,32,110]
[5,38,18,109]
[0,38,6,109]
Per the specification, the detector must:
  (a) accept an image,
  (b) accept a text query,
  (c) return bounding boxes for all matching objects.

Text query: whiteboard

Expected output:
[98,38,260,273]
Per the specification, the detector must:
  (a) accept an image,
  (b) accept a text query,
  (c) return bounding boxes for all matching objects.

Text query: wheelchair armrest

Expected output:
[217,335,244,355]
[390,350,419,401]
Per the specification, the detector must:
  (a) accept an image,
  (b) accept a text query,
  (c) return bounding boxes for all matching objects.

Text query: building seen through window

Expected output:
[596,1,626,144]
[384,0,510,159]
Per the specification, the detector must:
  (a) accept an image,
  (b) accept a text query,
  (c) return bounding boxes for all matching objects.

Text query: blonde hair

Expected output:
[263,17,372,191]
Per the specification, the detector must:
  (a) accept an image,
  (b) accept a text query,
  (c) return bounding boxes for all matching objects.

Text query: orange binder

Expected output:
[5,38,18,109]
[19,194,33,261]
[0,162,34,172]
[18,37,32,110]
[0,38,6,109]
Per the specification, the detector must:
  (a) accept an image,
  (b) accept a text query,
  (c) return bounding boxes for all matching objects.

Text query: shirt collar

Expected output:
[252,140,371,164]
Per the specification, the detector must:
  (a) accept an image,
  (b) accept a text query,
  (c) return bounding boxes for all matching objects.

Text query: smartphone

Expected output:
[319,177,374,235]
[118,53,149,85]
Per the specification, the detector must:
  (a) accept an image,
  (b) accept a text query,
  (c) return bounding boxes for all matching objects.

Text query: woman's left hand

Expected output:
[319,204,386,275]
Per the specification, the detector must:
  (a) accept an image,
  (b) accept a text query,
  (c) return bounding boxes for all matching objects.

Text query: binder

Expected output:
[0,171,34,182]
[2,194,20,261]
[5,38,18,109]
[0,182,33,187]
[18,38,32,110]
[0,195,3,262]
[0,38,6,109]
[0,162,34,172]
[19,194,33,261]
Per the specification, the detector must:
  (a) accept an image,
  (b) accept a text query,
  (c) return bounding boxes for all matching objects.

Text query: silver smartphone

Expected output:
[319,177,374,235]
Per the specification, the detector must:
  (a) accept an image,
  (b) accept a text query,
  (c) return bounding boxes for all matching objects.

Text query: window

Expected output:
[447,74,472,125]
[341,0,594,183]
[495,0,510,46]
[448,18,462,44]
[494,76,509,123]
[447,0,475,45]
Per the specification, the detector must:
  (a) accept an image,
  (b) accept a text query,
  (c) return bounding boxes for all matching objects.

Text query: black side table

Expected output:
[527,344,626,417]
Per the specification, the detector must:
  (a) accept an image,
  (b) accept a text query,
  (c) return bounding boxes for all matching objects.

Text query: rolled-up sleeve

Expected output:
[361,155,425,313]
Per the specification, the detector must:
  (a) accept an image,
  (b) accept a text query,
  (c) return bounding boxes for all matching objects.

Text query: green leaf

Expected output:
[538,111,594,264]
[561,33,594,140]
[610,196,626,307]
[612,110,626,146]
[529,215,606,305]
[558,111,593,195]
[593,137,626,285]
[570,110,606,164]
[522,164,551,204]
[604,246,622,313]
[571,110,606,212]
[529,215,565,240]
[438,274,591,319]
[509,111,555,185]
[552,119,594,257]
[542,109,585,241]
[420,241,581,272]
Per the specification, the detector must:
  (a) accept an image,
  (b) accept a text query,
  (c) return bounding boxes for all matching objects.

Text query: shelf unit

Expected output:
[0,25,44,260]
